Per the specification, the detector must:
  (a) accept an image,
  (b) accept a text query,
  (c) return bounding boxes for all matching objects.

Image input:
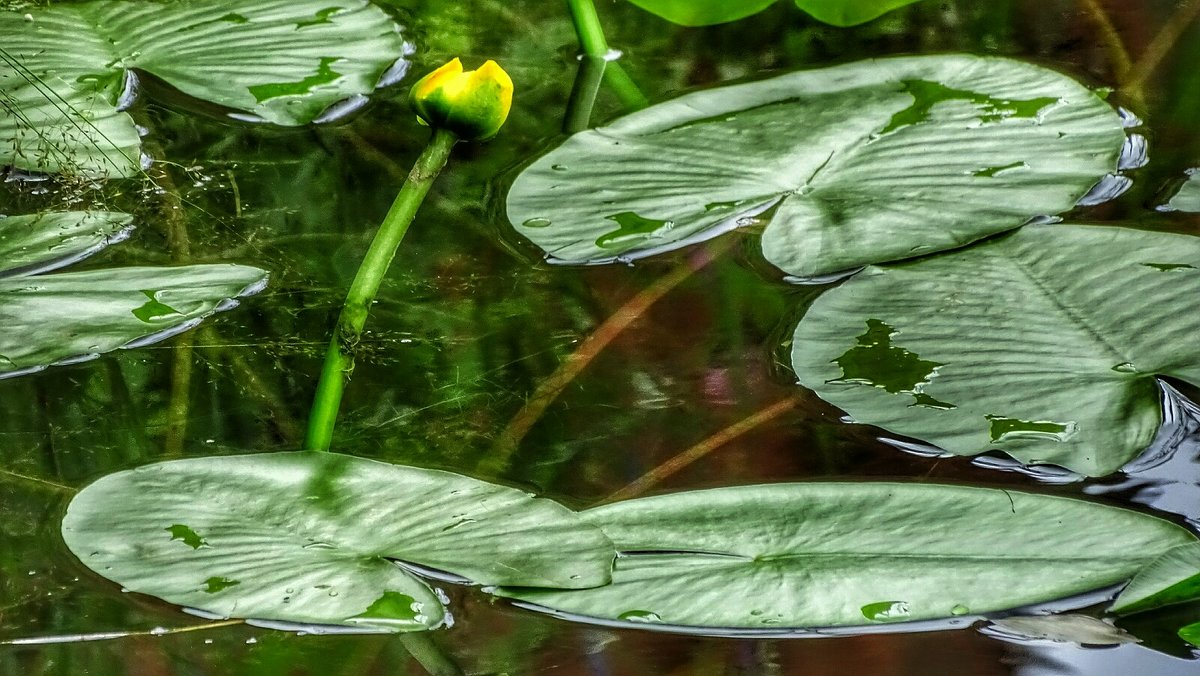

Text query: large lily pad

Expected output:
[507,55,1124,278]
[626,0,927,27]
[0,0,409,177]
[791,224,1200,477]
[0,211,133,276]
[62,452,616,631]
[497,483,1193,630]
[1111,543,1200,615]
[0,264,268,377]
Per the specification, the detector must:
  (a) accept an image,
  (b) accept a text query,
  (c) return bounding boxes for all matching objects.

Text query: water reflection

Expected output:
[1088,383,1200,526]
[1006,642,1198,676]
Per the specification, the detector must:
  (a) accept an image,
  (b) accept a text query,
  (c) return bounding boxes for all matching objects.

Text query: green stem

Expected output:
[564,55,608,132]
[304,129,458,452]
[564,0,648,111]
[565,0,610,57]
[399,633,466,676]
[603,62,649,110]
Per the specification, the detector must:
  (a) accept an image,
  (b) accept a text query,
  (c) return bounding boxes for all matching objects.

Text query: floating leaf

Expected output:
[794,0,929,26]
[0,74,144,177]
[1112,543,1200,615]
[791,224,1200,476]
[624,0,927,27]
[0,211,133,276]
[508,55,1124,278]
[0,264,268,377]
[497,483,1192,629]
[624,0,778,26]
[984,615,1138,646]
[1158,169,1200,213]
[0,0,409,177]
[1181,622,1200,647]
[62,452,616,631]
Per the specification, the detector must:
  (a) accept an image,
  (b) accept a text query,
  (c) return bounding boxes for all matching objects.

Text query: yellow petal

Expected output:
[411,58,463,102]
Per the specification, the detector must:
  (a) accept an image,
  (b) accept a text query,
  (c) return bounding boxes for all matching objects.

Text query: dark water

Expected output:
[3,0,1200,673]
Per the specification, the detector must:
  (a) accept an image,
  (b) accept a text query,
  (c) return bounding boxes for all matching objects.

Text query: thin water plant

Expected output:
[304,58,514,451]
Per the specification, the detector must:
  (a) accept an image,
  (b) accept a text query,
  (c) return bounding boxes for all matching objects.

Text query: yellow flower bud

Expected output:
[410,58,513,141]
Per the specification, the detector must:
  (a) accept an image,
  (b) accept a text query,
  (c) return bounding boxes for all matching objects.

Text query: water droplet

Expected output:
[618,610,663,624]
[150,626,168,636]
[951,604,970,616]
[1111,362,1137,373]
[522,217,552,228]
[551,164,568,171]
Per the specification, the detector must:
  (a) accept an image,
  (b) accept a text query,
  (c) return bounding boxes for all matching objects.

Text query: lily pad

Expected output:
[1112,543,1200,615]
[0,74,144,178]
[0,0,409,177]
[1158,169,1200,212]
[0,211,133,276]
[62,452,616,631]
[984,615,1138,646]
[791,224,1200,476]
[496,483,1193,630]
[624,0,778,26]
[508,55,1125,278]
[0,264,268,377]
[1180,622,1200,647]
[625,0,927,27]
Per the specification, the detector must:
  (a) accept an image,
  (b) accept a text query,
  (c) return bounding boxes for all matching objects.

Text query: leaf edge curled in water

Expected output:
[1111,542,1200,616]
[0,211,135,277]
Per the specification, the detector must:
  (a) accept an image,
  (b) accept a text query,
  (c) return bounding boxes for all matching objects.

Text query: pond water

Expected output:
[4,0,1200,673]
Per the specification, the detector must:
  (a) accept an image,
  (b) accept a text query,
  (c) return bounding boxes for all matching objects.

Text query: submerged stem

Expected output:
[1123,0,1200,98]
[304,129,459,452]
[1076,0,1132,83]
[399,633,466,676]
[564,55,608,133]
[564,0,648,111]
[606,395,801,502]
[485,238,735,473]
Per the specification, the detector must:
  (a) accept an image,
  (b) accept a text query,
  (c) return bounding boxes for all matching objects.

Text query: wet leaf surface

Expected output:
[0,211,132,276]
[0,0,409,176]
[496,482,1193,630]
[62,452,616,631]
[791,224,1200,476]
[0,264,268,377]
[508,55,1125,278]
